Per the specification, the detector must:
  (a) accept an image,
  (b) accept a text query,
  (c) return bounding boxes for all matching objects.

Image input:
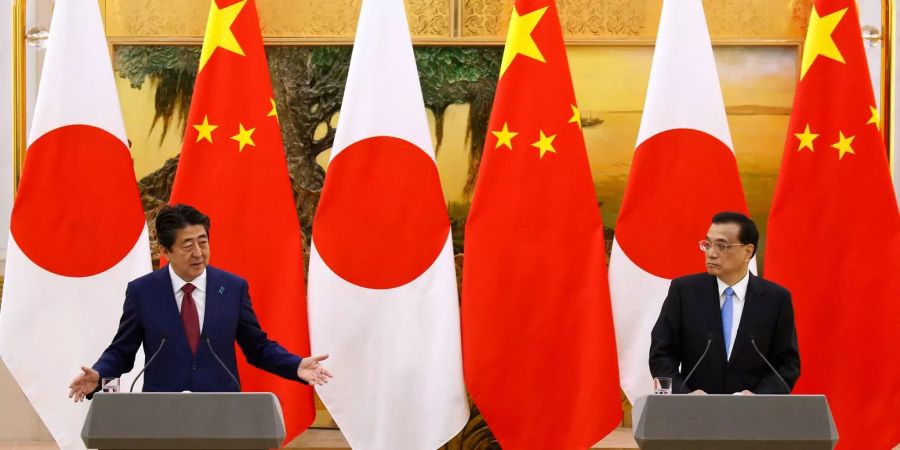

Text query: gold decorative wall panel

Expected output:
[103,0,450,39]
[461,0,809,41]
[103,0,809,42]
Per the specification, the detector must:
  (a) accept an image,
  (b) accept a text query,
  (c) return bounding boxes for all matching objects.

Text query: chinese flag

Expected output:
[765,1,900,448]
[169,0,314,443]
[461,1,621,448]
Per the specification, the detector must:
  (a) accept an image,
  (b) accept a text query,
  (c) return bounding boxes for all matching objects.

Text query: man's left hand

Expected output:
[297,354,332,386]
[740,390,754,395]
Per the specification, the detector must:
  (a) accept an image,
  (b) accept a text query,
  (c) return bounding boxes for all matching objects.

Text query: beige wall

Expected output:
[0,358,51,441]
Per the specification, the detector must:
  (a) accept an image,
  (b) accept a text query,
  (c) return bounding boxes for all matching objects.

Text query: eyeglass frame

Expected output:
[698,240,750,254]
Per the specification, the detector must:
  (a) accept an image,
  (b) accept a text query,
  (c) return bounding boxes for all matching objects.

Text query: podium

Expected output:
[82,392,285,449]
[632,394,838,450]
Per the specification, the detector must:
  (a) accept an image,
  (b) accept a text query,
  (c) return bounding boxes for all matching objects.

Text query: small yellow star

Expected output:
[499,6,548,78]
[531,130,557,159]
[267,98,278,119]
[231,123,256,151]
[794,124,819,152]
[198,0,247,72]
[193,115,218,144]
[867,106,880,130]
[830,131,855,160]
[800,6,847,79]
[568,105,582,129]
[492,122,518,150]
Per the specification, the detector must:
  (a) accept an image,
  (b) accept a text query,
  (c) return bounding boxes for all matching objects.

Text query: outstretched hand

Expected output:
[297,354,332,386]
[68,366,100,402]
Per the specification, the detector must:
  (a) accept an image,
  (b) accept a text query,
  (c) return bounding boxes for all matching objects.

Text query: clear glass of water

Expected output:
[101,377,120,393]
[653,377,672,395]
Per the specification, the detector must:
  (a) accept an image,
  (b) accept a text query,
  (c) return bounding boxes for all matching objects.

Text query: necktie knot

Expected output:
[182,283,195,295]
[725,287,734,298]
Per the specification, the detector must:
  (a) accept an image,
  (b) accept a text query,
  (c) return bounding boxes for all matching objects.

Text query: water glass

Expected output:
[101,377,120,393]
[653,377,672,395]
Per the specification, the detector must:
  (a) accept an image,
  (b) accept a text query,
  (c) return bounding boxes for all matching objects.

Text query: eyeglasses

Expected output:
[698,240,748,253]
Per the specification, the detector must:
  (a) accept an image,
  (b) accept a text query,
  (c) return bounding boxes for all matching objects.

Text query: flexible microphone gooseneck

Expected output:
[680,332,714,393]
[203,334,241,390]
[749,335,791,394]
[130,337,168,392]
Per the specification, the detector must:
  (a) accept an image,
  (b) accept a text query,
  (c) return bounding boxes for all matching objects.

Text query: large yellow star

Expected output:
[193,115,218,143]
[198,0,248,72]
[794,124,818,152]
[800,6,847,79]
[492,122,518,150]
[867,106,880,130]
[531,130,557,159]
[568,104,582,129]
[499,6,548,78]
[231,123,256,151]
[830,131,855,160]
[267,98,278,119]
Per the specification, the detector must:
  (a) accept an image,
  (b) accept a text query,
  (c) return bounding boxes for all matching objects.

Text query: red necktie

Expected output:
[181,283,200,355]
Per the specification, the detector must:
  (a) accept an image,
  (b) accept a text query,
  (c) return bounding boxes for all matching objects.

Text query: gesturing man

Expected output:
[69,204,330,400]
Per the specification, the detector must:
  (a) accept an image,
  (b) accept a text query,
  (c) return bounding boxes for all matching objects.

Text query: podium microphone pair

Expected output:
[128,335,241,392]
[679,332,791,394]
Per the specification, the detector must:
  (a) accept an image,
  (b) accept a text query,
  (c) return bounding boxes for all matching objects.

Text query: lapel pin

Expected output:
[218,286,225,295]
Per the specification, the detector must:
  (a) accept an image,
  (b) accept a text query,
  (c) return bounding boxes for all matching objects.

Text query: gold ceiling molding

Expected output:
[102,0,810,42]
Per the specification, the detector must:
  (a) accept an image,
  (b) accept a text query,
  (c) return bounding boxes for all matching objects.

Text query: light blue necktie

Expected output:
[722,287,734,359]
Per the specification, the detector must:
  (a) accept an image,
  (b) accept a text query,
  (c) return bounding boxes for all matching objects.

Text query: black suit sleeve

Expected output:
[753,291,800,394]
[649,279,687,393]
[234,281,305,383]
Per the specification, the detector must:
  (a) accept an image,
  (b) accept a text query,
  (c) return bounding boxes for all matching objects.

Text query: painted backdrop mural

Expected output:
[117,44,795,269]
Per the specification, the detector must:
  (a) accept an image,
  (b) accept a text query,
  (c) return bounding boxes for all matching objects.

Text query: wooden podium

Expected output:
[82,392,285,449]
[632,394,838,450]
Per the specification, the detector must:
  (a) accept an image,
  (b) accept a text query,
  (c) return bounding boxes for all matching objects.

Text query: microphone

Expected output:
[203,334,240,390]
[749,334,791,394]
[680,332,714,393]
[130,337,167,392]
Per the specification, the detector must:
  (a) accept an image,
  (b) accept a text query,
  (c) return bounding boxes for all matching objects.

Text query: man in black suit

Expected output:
[649,212,799,394]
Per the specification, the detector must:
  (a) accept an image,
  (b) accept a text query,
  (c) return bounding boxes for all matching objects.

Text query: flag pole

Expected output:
[11,0,26,195]
[884,0,895,178]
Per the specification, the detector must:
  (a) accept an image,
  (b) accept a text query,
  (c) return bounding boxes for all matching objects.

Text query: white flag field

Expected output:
[0,1,150,448]
[610,0,754,402]
[307,0,468,449]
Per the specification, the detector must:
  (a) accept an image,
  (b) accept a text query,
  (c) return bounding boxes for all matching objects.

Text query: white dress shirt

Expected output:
[169,265,207,332]
[717,270,750,360]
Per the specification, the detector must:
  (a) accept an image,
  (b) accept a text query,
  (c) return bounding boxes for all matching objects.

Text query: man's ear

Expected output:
[746,244,755,262]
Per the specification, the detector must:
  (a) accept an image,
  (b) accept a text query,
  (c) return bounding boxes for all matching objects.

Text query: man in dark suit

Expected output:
[68,204,331,400]
[649,212,799,394]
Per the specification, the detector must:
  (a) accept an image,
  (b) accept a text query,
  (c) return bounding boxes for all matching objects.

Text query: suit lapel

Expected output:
[201,266,222,339]
[729,274,764,366]
[194,266,224,361]
[159,266,192,355]
[700,275,727,359]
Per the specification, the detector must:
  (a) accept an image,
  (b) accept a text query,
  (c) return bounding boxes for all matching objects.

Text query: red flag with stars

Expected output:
[461,1,621,448]
[169,0,314,443]
[766,1,900,448]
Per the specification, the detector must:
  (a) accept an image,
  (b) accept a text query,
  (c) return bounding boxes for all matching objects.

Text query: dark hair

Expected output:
[155,204,211,251]
[711,211,759,257]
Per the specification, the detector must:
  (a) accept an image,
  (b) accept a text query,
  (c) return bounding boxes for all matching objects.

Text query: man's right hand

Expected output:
[68,366,100,402]
[690,389,707,395]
